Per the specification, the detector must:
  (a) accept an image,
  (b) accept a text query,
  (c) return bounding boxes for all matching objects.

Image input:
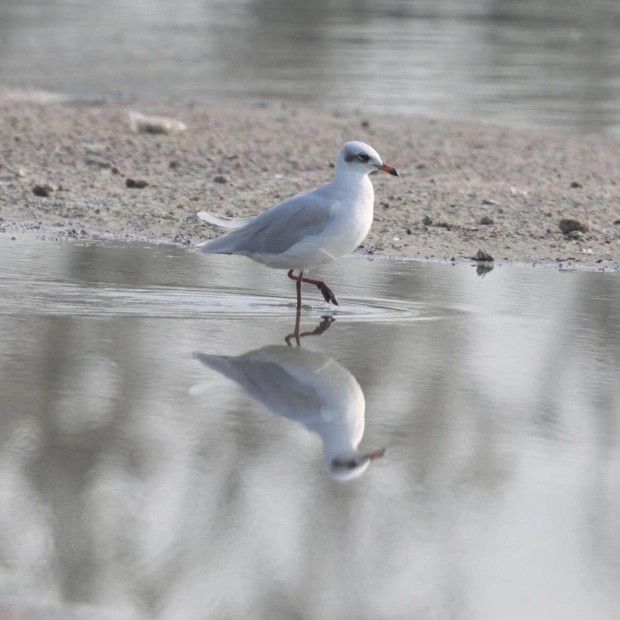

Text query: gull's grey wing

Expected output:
[197,190,338,255]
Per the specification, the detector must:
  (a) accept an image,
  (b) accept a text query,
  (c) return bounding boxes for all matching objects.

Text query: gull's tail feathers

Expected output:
[197,211,254,230]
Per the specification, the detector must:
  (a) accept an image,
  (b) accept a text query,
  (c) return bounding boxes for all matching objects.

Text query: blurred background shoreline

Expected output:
[2,0,620,134]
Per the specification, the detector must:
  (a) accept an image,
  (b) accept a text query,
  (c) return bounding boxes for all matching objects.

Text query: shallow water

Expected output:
[2,237,620,619]
[2,0,620,133]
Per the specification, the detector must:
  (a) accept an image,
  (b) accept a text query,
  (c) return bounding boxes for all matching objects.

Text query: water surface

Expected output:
[2,0,620,133]
[1,238,620,619]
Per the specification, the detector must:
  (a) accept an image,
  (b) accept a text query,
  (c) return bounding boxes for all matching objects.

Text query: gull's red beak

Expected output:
[377,163,399,177]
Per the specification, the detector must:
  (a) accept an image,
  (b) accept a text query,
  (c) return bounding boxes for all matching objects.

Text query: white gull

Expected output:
[197,141,398,308]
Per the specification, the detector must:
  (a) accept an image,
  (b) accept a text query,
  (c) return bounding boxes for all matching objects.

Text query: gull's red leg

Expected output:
[287,269,338,306]
[296,272,303,310]
[300,275,339,305]
[287,269,303,310]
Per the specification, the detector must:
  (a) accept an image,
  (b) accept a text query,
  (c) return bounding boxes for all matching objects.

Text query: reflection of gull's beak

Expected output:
[377,163,399,177]
[365,447,387,461]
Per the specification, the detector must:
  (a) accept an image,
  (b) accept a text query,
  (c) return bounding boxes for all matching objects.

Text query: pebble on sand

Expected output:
[559,218,590,234]
[125,178,149,189]
[479,216,495,225]
[129,111,187,135]
[32,183,56,197]
[566,230,584,240]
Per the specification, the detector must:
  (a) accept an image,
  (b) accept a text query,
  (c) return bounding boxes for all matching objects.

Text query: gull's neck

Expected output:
[329,167,374,199]
[333,164,371,183]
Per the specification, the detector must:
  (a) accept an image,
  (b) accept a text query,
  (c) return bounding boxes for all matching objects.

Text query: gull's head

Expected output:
[326,447,387,482]
[335,141,399,178]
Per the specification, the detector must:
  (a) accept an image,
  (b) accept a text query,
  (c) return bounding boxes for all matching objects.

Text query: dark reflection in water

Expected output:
[2,0,620,132]
[1,239,620,618]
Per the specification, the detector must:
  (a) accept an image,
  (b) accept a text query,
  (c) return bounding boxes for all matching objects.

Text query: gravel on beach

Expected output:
[1,90,620,269]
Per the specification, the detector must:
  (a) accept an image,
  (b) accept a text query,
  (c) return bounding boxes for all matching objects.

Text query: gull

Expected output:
[194,343,386,481]
[197,141,398,308]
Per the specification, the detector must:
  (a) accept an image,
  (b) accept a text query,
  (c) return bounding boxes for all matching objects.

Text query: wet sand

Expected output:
[1,89,620,269]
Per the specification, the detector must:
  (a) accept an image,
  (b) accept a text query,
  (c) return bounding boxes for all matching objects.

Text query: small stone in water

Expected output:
[476,262,494,277]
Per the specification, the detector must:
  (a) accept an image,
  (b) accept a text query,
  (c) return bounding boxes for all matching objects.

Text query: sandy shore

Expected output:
[1,90,620,269]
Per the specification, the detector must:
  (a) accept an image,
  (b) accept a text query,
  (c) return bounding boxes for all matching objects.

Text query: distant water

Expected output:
[2,0,620,133]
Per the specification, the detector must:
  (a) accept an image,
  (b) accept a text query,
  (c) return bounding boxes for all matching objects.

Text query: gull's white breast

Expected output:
[258,175,375,271]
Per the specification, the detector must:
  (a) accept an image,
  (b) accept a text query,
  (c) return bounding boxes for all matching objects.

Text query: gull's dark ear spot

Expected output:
[344,150,356,162]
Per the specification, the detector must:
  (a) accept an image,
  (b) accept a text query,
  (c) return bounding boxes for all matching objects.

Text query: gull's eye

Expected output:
[357,153,370,163]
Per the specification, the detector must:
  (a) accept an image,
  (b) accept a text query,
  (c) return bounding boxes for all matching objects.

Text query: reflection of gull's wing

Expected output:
[194,350,323,429]
[196,189,338,256]
[193,345,355,435]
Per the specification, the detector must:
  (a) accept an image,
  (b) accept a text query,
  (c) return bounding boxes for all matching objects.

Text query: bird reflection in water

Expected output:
[194,315,385,481]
